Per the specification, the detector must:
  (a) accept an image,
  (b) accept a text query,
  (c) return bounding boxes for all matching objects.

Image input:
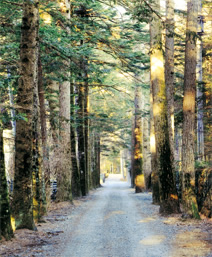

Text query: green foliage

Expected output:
[0,0,150,162]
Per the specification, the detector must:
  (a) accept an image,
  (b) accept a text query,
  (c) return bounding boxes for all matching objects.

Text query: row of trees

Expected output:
[0,0,211,241]
[129,0,211,218]
[0,0,145,239]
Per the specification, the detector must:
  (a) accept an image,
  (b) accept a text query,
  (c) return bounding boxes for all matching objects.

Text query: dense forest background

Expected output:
[0,0,211,240]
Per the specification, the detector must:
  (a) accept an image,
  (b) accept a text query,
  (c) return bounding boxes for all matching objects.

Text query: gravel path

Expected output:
[1,174,211,257]
[47,174,211,257]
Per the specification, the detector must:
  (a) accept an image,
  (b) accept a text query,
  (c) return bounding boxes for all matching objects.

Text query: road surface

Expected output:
[52,174,211,257]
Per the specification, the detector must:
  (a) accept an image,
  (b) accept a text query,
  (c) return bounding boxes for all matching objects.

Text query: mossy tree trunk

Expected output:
[150,0,180,214]
[32,84,44,221]
[182,0,200,218]
[12,0,39,230]
[0,128,13,240]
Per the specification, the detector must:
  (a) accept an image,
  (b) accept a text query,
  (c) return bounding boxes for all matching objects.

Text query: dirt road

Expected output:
[1,174,211,257]
[54,174,211,257]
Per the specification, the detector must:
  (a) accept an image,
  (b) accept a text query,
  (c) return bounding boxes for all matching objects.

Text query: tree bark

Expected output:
[0,128,13,240]
[76,83,87,196]
[150,0,180,214]
[165,0,176,184]
[142,84,151,191]
[55,0,72,202]
[38,53,50,206]
[150,83,159,203]
[133,84,143,193]
[182,0,200,218]
[12,0,39,230]
[71,84,81,197]
[196,2,204,161]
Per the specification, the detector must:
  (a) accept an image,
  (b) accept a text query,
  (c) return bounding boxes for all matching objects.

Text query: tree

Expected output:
[181,0,200,218]
[131,84,143,192]
[165,0,175,182]
[56,0,72,201]
[150,0,180,214]
[141,75,151,191]
[12,0,39,230]
[38,52,51,205]
[0,126,13,240]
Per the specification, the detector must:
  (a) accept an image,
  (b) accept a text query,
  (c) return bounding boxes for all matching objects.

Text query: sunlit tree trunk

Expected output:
[150,84,159,203]
[12,0,39,230]
[142,74,151,190]
[0,127,13,240]
[150,0,180,214]
[182,0,200,218]
[132,84,143,193]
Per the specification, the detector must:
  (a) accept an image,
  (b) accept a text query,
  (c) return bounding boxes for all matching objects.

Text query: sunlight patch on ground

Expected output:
[138,217,156,223]
[171,230,212,257]
[140,235,166,245]
[163,216,181,225]
[104,211,125,220]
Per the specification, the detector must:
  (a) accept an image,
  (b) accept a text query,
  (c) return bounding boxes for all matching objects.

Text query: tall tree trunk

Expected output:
[150,84,159,203]
[132,84,143,193]
[142,73,151,190]
[0,128,13,240]
[56,0,72,202]
[165,0,176,184]
[7,68,16,134]
[76,83,87,196]
[84,64,89,195]
[32,66,45,221]
[71,84,81,197]
[130,117,135,188]
[196,3,204,161]
[48,81,59,181]
[38,53,50,206]
[57,80,72,201]
[150,0,180,214]
[12,0,39,230]
[96,134,101,187]
[182,0,200,218]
